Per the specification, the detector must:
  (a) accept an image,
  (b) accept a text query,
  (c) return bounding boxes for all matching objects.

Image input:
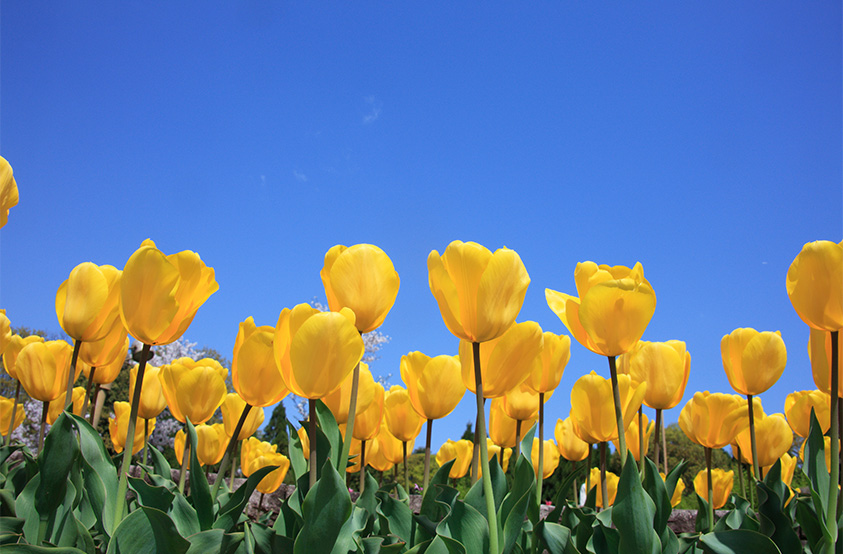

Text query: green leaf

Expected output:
[294,459,352,554]
[146,444,175,485]
[437,499,490,554]
[251,521,294,554]
[756,473,801,554]
[331,505,369,554]
[315,400,343,473]
[613,457,659,554]
[698,529,782,554]
[419,460,455,520]
[794,499,823,554]
[499,457,533,554]
[107,506,190,554]
[802,409,833,543]
[546,461,587,524]
[128,476,175,512]
[535,520,572,554]
[213,465,277,532]
[0,546,89,553]
[170,491,202,538]
[35,413,79,516]
[184,419,214,531]
[464,452,507,520]
[272,497,302,538]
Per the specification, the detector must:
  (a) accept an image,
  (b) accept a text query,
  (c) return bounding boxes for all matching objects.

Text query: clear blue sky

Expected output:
[1,2,841,453]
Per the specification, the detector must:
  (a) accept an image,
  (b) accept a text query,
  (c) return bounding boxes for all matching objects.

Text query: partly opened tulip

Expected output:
[436,439,473,479]
[733,412,792,470]
[785,390,831,438]
[232,317,288,408]
[490,397,537,449]
[401,352,464,420]
[0,311,10,355]
[110,401,155,455]
[56,263,122,343]
[324,362,376,425]
[175,423,228,467]
[613,411,654,462]
[786,240,843,331]
[486,440,512,472]
[3,334,45,381]
[0,396,25,437]
[555,417,590,462]
[0,155,18,228]
[721,328,787,396]
[128,364,167,420]
[531,438,560,480]
[660,472,685,507]
[16,340,75,403]
[570,372,645,444]
[354,382,385,441]
[160,357,228,425]
[694,468,733,509]
[247,452,290,494]
[678,392,755,450]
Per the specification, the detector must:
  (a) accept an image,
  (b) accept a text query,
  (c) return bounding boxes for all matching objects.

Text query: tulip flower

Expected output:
[175,423,228,467]
[2,333,44,445]
[785,390,831,438]
[809,328,843,397]
[231,317,289,406]
[761,453,797,490]
[0,396,25,437]
[436,439,474,479]
[377,423,408,467]
[555,417,590,463]
[618,339,690,472]
[489,397,537,449]
[79,323,129,416]
[241,437,278,474]
[0,155,18,228]
[486,440,512,473]
[786,240,843,332]
[128,364,167,420]
[612,411,654,463]
[531,438,560,480]
[47,386,86,424]
[367,433,393,473]
[678,392,756,450]
[110,401,155,455]
[0,310,10,355]
[296,426,310,460]
[221,393,265,440]
[570,372,646,444]
[588,468,619,508]
[501,383,550,468]
[160,357,228,425]
[246,452,290,494]
[660,472,685,507]
[324,362,376,425]
[732,413,792,472]
[384,384,424,489]
[694,468,734,510]
[459,321,542,399]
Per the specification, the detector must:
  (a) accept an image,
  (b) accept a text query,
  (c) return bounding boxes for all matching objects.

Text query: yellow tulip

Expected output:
[119,239,218,346]
[241,437,278,476]
[110,401,154,455]
[555,417,590,462]
[47,386,86,424]
[128,364,167,420]
[459,321,543,398]
[321,244,400,333]
[367,433,393,472]
[377,423,407,466]
[324,362,376,425]
[0,310,11,355]
[400,352,464,420]
[733,413,792,469]
[570,372,646,444]
[502,382,548,422]
[525,332,571,394]
[384,385,424,443]
[613,412,654,462]
[274,304,364,399]
[16,340,76,402]
[618,340,690,410]
[435,439,474,479]
[660,472,685,507]
[546,262,656,357]
[809,329,843,397]
[721,328,787,396]
[486,440,512,472]
[55,263,122,342]
[0,155,18,228]
[678,391,757,449]
[232,317,288,408]
[531,438,560,479]
[220,393,265,440]
[174,423,228,467]
[693,469,733,509]
[0,396,25,437]
[296,426,310,460]
[428,240,530,343]
[588,468,619,508]
[761,453,797,488]
[353,382,385,441]
[160,357,228,424]
[786,240,843,331]
[247,452,290,494]
[489,397,537,448]
[785,390,831,438]
[2,334,45,380]
[78,316,129,377]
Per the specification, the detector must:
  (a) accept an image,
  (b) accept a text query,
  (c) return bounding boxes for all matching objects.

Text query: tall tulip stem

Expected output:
[339,360,361,481]
[37,401,48,454]
[607,355,627,467]
[5,380,20,447]
[113,343,150,532]
[211,402,253,500]
[403,441,409,491]
[178,435,190,495]
[471,410,481,483]
[423,419,432,494]
[638,407,645,475]
[585,444,592,506]
[514,420,522,461]
[473,341,499,554]
[736,446,745,499]
[81,367,97,416]
[360,440,367,495]
[572,461,579,505]
[747,394,760,480]
[537,393,545,508]
[827,330,839,530]
[662,424,669,473]
[88,384,101,424]
[705,446,714,532]
[64,339,82,409]
[599,442,608,511]
[309,399,317,489]
[142,419,149,467]
[653,408,662,473]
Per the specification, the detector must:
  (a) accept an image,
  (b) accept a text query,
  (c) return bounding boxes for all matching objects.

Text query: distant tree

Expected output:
[460,422,474,441]
[259,402,289,456]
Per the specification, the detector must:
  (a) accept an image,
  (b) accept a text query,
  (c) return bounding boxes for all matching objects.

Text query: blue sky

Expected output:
[1,2,841,453]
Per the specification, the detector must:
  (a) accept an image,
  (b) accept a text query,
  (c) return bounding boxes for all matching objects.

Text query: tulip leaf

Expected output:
[589,517,620,554]
[698,529,782,554]
[437,499,490,554]
[419,460,455,520]
[802,409,832,542]
[756,477,801,554]
[314,400,343,472]
[250,521,294,554]
[614,459,660,554]
[272,497,303,538]
[106,505,190,554]
[534,520,572,554]
[520,423,537,471]
[376,491,414,546]
[294,459,352,554]
[35,413,79,517]
[499,452,535,531]
[330,505,369,554]
[128,476,175,513]
[794,500,824,554]
[145,444,174,485]
[464,453,506,519]
[213,465,277,533]
[170,492,201,538]
[1,546,89,553]
[404,536,466,554]
[641,457,671,536]
[720,494,758,532]
[183,419,214,531]
[286,420,308,482]
[546,461,587,524]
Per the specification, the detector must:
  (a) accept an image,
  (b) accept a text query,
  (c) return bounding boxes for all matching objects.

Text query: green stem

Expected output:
[585,444,592,506]
[572,461,579,505]
[638,406,645,476]
[514,419,522,462]
[81,367,97,417]
[473,341,499,554]
[309,399,317,489]
[5,380,20,446]
[537,393,545,508]
[747,394,760,481]
[88,384,101,424]
[403,441,409,491]
[64,339,82,409]
[38,400,48,454]
[423,419,432,494]
[339,360,361,480]
[653,408,662,473]
[211,403,253,499]
[662,420,669,473]
[37,516,48,546]
[736,446,745,499]
[706,446,714,533]
[471,409,481,483]
[178,433,189,494]
[230,441,239,490]
[360,439,367,495]
[142,419,149,467]
[112,343,150,532]
[827,330,839,539]
[599,442,608,510]
[607,355,627,467]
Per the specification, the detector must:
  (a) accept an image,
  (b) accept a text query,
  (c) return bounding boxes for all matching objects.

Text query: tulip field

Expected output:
[0,156,841,553]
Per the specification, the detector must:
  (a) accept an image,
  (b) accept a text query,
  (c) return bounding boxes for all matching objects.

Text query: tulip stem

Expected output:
[339,361,361,481]
[230,441,239,490]
[423,419,432,494]
[827,330,839,534]
[585,445,592,506]
[537,393,545,508]
[88,384,101,424]
[607,355,627,467]
[599,442,608,511]
[662,422,669,473]
[178,438,189,494]
[309,399,317,489]
[113,343,150,533]
[37,400,48,454]
[471,409,481,484]
[211,403,253,500]
[736,446,745,499]
[360,439,367,495]
[747,394,760,481]
[142,419,149,467]
[64,339,82,409]
[653,408,662,473]
[403,441,409,491]
[514,420,522,462]
[5,380,20,447]
[638,407,645,476]
[705,446,714,533]
[81,367,97,417]
[571,461,579,506]
[473,341,499,554]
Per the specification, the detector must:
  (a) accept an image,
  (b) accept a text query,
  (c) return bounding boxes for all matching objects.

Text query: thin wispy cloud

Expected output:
[293,170,308,182]
[362,95,382,124]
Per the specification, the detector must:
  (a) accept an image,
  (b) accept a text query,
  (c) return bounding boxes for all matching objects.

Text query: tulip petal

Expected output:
[120,244,180,345]
[475,248,530,342]
[579,278,656,357]
[428,250,470,341]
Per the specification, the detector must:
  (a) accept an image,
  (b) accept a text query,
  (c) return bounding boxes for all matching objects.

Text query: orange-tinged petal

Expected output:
[401,352,464,420]
[16,340,73,402]
[721,328,787,396]
[0,396,25,436]
[3,334,45,380]
[784,389,831,437]
[441,241,489,341]
[354,382,385,441]
[526,332,571,394]
[323,363,376,424]
[693,469,733,509]
[47,386,86,424]
[384,385,424,442]
[175,366,228,424]
[531,438,561,479]
[555,417,589,462]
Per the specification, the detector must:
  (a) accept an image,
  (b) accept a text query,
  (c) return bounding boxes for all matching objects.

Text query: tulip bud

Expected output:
[786,240,843,331]
[353,382,385,441]
[525,332,571,394]
[693,469,734,509]
[56,263,122,342]
[531,438,560,479]
[232,317,288,407]
[110,401,154,455]
[660,472,685,507]
[489,397,536,448]
[721,328,787,396]
[400,352,464,420]
[0,396,25,437]
[160,357,228,424]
